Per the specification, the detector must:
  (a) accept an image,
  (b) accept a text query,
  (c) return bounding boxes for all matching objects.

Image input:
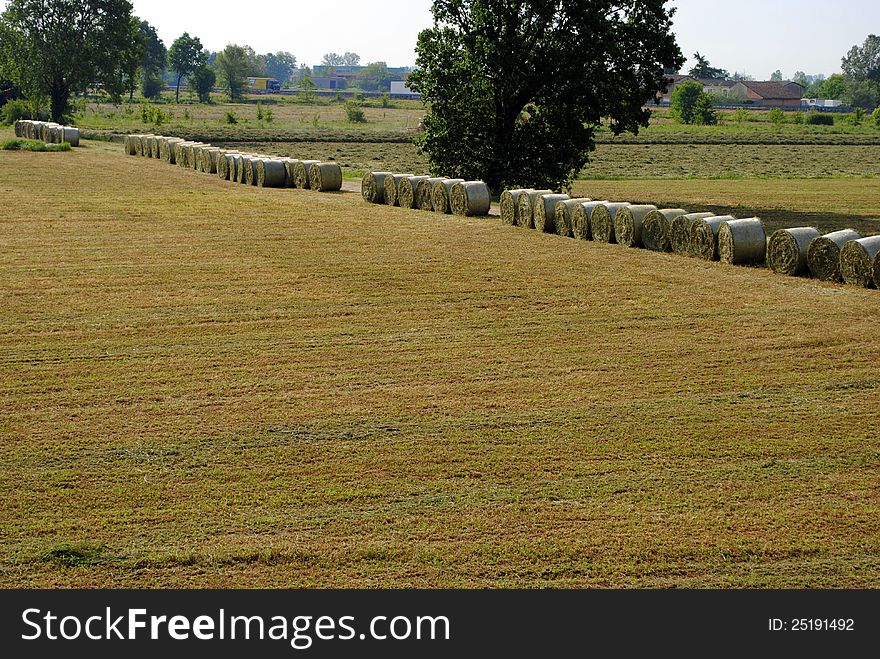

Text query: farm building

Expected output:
[660,74,700,102]
[730,80,805,107]
[698,77,738,97]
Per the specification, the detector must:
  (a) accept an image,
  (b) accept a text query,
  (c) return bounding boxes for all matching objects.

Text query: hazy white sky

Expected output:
[120,1,880,78]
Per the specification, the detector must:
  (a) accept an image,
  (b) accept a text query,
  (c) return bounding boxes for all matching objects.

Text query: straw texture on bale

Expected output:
[533,194,570,233]
[399,176,429,209]
[191,145,206,170]
[840,236,880,288]
[124,135,136,155]
[175,142,192,167]
[14,120,23,137]
[362,172,392,204]
[228,154,244,183]
[293,160,320,189]
[150,136,162,159]
[382,173,412,206]
[554,198,592,238]
[500,189,531,226]
[516,190,553,229]
[690,215,734,260]
[416,178,445,211]
[642,209,687,252]
[282,159,299,188]
[160,138,184,164]
[767,227,822,276]
[137,134,155,157]
[309,163,343,192]
[669,213,713,255]
[217,151,239,179]
[590,203,631,243]
[200,148,221,174]
[807,229,862,282]
[874,250,880,289]
[614,205,659,248]
[718,218,766,265]
[257,159,287,188]
[431,179,465,214]
[246,157,261,186]
[450,181,492,217]
[236,156,251,183]
[571,201,609,241]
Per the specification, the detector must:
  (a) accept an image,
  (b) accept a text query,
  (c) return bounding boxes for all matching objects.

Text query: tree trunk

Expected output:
[176,73,182,103]
[49,77,69,123]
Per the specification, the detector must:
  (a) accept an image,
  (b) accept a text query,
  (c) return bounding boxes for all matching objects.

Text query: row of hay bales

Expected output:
[501,189,880,289]
[13,120,80,146]
[122,133,343,191]
[361,172,492,217]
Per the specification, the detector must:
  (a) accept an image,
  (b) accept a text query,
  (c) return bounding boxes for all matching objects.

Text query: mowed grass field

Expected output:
[1,140,879,588]
[226,140,880,181]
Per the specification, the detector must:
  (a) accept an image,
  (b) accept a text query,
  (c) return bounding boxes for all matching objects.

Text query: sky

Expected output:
[122,0,880,79]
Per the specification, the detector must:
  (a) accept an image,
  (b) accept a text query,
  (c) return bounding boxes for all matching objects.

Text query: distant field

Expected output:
[225,140,880,181]
[1,140,878,588]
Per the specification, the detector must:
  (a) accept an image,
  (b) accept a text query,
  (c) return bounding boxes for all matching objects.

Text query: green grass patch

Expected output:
[1,138,72,152]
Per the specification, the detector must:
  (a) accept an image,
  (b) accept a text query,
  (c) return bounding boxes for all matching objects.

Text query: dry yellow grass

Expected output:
[1,139,879,588]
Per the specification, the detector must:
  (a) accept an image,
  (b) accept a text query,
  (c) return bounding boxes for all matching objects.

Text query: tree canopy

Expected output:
[408,0,683,192]
[670,81,716,125]
[214,44,251,101]
[0,0,137,121]
[169,32,206,102]
[322,52,360,67]
[842,35,880,85]
[688,52,729,79]
[265,51,297,84]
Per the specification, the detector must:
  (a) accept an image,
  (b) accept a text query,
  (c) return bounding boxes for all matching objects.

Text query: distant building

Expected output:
[802,98,843,109]
[660,74,699,102]
[698,78,737,98]
[311,77,348,90]
[390,81,419,99]
[730,81,805,107]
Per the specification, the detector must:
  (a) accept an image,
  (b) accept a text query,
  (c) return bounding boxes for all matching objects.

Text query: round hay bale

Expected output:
[362,172,392,204]
[282,159,300,188]
[450,181,492,217]
[175,142,192,167]
[690,215,735,260]
[150,136,163,158]
[58,125,78,146]
[228,154,243,183]
[123,134,136,155]
[516,190,553,229]
[873,250,880,289]
[399,176,429,209]
[137,134,154,157]
[840,236,880,288]
[431,179,465,214]
[554,198,592,238]
[718,218,766,265]
[614,205,659,248]
[642,209,688,252]
[246,157,261,186]
[533,194,570,233]
[191,145,206,170]
[590,202,631,243]
[143,135,155,157]
[767,227,822,276]
[571,201,610,241]
[160,138,184,164]
[309,163,343,192]
[500,189,532,226]
[238,155,254,184]
[669,213,713,255]
[200,147,221,174]
[14,120,23,138]
[383,173,413,205]
[257,159,287,188]
[293,159,320,189]
[416,177,445,210]
[807,229,862,282]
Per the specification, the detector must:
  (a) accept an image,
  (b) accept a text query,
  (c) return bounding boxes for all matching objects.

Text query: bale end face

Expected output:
[840,236,880,288]
[554,198,592,238]
[362,172,391,204]
[310,163,343,192]
[767,228,821,276]
[689,216,734,261]
[431,179,464,214]
[807,230,863,282]
[500,189,531,226]
[591,203,631,244]
[642,209,687,252]
[399,176,429,209]
[614,205,658,248]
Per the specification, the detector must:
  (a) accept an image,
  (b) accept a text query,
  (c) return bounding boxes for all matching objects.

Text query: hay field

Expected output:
[1,140,879,588]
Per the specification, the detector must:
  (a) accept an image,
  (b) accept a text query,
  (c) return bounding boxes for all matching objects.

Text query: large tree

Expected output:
[408,0,683,192]
[688,51,729,79]
[265,51,297,84]
[139,20,166,99]
[168,32,205,102]
[0,0,137,121]
[842,35,880,85]
[214,44,251,101]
